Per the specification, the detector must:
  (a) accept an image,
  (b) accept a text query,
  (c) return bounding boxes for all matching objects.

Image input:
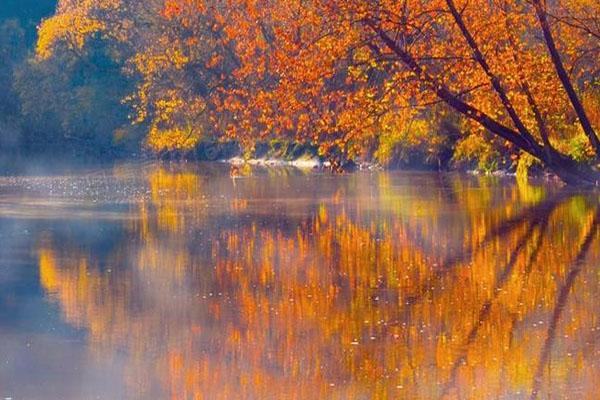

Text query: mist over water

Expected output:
[1,162,599,399]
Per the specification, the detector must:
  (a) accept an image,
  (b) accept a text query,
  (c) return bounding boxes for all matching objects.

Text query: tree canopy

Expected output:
[8,0,600,182]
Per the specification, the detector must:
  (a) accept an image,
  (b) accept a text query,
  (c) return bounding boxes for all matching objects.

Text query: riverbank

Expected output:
[0,144,567,185]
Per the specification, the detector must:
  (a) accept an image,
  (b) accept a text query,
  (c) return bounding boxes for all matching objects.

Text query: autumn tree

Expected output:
[0,0,55,153]
[228,0,600,183]
[37,0,600,183]
[0,20,26,152]
[37,1,241,155]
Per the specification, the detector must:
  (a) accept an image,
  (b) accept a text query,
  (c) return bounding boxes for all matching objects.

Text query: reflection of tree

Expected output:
[403,192,566,308]
[441,210,551,398]
[37,168,600,399]
[530,205,600,400]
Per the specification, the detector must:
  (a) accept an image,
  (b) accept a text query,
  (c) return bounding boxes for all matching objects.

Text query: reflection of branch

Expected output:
[530,206,600,400]
[478,193,567,246]
[441,213,549,398]
[402,193,567,308]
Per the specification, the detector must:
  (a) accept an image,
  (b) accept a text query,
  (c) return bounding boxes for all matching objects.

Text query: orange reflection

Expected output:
[38,167,600,399]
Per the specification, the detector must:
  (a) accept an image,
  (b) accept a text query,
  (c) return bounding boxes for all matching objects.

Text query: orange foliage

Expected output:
[38,0,599,176]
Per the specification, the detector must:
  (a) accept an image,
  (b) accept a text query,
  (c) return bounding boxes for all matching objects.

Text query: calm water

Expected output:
[0,162,599,400]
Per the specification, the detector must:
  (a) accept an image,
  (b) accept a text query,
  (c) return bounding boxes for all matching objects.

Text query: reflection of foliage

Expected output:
[516,174,546,204]
[36,168,600,399]
[565,196,593,222]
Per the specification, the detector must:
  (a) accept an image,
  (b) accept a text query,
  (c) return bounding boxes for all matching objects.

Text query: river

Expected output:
[0,162,599,399]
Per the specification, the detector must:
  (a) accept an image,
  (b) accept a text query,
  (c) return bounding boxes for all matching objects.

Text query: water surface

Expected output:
[1,163,599,399]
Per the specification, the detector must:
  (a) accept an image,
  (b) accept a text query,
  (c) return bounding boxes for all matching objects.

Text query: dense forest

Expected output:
[0,0,55,149]
[0,0,136,160]
[1,0,599,183]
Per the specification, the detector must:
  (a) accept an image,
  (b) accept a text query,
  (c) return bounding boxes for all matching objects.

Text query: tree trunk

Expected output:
[366,20,600,186]
[545,154,600,186]
[445,0,543,154]
[532,0,600,158]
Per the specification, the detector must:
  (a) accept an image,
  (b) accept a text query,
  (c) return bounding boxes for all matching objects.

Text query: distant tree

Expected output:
[0,0,57,43]
[0,20,25,115]
[0,20,26,151]
[15,32,137,156]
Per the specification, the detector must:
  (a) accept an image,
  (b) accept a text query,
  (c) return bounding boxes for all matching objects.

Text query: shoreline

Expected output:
[0,154,567,186]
